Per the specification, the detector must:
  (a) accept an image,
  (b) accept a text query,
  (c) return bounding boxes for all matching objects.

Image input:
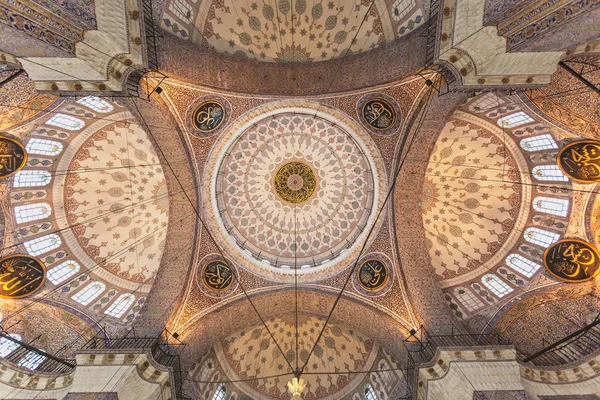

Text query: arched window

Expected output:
[532,165,568,182]
[45,113,85,131]
[519,134,558,152]
[24,234,61,256]
[364,383,378,400]
[13,170,52,187]
[47,260,81,284]
[76,96,113,113]
[533,196,569,217]
[377,359,394,394]
[212,384,227,400]
[14,203,52,223]
[105,293,135,318]
[505,254,542,278]
[481,274,513,298]
[25,138,64,156]
[0,334,21,357]
[169,0,194,23]
[17,351,46,370]
[71,282,105,306]
[523,227,560,248]
[497,112,535,128]
[469,92,501,112]
[453,287,484,312]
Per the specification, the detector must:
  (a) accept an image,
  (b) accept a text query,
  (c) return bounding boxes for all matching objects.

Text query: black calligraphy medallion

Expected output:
[201,260,234,292]
[362,99,396,130]
[557,140,600,183]
[0,135,27,179]
[0,254,46,299]
[543,239,600,283]
[358,259,389,291]
[191,101,226,133]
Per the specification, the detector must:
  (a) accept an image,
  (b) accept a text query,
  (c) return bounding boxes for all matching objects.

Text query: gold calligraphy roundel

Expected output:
[0,134,27,180]
[353,253,393,296]
[557,140,600,183]
[273,161,317,204]
[0,254,46,299]
[185,95,231,137]
[357,93,402,136]
[197,255,238,296]
[543,239,600,283]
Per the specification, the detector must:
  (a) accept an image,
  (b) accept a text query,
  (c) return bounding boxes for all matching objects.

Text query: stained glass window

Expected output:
[25,138,64,156]
[364,383,378,400]
[47,260,81,284]
[481,274,513,298]
[76,96,113,113]
[45,113,85,131]
[524,227,560,248]
[104,293,135,318]
[505,254,542,278]
[71,281,105,306]
[453,287,484,312]
[519,134,558,152]
[0,334,21,357]
[497,112,535,128]
[14,203,52,223]
[212,384,227,400]
[532,165,569,182]
[533,196,569,217]
[14,170,52,187]
[24,234,61,256]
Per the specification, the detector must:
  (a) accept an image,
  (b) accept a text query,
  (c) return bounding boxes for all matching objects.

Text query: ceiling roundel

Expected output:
[203,100,387,282]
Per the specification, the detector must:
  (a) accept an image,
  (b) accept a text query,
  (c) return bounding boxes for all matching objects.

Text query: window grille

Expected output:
[0,334,21,357]
[14,203,52,223]
[212,384,227,400]
[76,96,113,113]
[519,134,558,152]
[453,287,484,311]
[24,234,61,256]
[497,112,535,128]
[13,170,52,187]
[532,165,569,182]
[505,254,542,278]
[104,293,135,317]
[25,138,64,156]
[47,260,81,284]
[523,227,560,248]
[17,351,46,370]
[481,274,513,298]
[364,383,378,400]
[170,0,194,23]
[533,196,569,217]
[469,92,501,112]
[390,0,413,21]
[71,281,106,306]
[45,113,85,130]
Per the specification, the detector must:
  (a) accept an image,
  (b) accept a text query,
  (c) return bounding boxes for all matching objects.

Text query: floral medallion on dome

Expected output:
[557,140,600,183]
[352,253,393,296]
[196,254,238,297]
[0,134,27,179]
[543,239,600,283]
[0,254,46,299]
[356,93,402,136]
[185,95,231,137]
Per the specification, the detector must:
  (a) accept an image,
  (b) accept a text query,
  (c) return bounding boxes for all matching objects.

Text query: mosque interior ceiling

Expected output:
[0,0,599,399]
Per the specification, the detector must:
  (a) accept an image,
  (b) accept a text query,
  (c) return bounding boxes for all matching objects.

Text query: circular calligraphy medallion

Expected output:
[0,254,46,299]
[543,239,600,283]
[356,93,402,136]
[352,253,393,296]
[197,254,238,297]
[557,140,600,183]
[0,134,27,180]
[274,161,317,204]
[185,95,231,137]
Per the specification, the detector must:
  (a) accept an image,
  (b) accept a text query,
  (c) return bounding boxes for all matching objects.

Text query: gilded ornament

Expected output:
[201,260,234,291]
[273,161,317,204]
[0,134,27,179]
[363,99,395,130]
[557,140,600,183]
[543,239,600,283]
[191,101,226,133]
[358,259,389,291]
[0,254,46,299]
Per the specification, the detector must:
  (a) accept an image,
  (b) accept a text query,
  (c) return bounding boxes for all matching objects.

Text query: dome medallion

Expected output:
[203,101,387,282]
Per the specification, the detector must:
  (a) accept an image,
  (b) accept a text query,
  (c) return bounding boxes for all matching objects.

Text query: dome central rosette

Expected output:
[203,101,387,282]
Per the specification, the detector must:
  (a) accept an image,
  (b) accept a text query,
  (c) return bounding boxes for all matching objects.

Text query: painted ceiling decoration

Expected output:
[0,134,27,179]
[543,239,600,283]
[356,92,402,136]
[353,252,394,296]
[557,139,600,183]
[0,253,46,298]
[186,94,232,136]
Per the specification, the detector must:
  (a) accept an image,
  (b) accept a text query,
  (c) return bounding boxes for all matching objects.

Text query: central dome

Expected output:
[203,101,386,281]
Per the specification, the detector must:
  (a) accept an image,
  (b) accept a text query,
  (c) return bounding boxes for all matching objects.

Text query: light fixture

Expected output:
[287,377,306,399]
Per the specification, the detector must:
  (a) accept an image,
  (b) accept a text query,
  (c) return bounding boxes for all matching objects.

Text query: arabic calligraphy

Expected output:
[363,99,396,130]
[543,239,600,283]
[191,101,225,133]
[0,135,27,179]
[274,161,317,204]
[358,259,389,291]
[557,140,600,183]
[202,260,234,291]
[0,254,46,299]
